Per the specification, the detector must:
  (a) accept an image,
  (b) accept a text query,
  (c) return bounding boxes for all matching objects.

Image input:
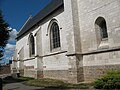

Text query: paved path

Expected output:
[3,83,43,90]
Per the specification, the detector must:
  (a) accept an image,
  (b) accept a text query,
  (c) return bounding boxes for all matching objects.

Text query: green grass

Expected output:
[23,78,90,89]
[3,76,91,89]
[15,76,34,82]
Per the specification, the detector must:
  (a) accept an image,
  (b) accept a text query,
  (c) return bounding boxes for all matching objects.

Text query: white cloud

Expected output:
[5,43,16,51]
[8,28,18,42]
[1,44,16,61]
[1,27,18,62]
[4,44,16,57]
[7,27,12,30]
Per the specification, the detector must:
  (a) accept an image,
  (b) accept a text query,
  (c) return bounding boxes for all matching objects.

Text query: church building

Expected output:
[13,0,120,83]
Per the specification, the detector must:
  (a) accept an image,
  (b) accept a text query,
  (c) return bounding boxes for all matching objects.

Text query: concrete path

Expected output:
[3,83,43,90]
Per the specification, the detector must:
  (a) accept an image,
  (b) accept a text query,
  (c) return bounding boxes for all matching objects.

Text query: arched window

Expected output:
[95,17,108,40]
[50,22,61,50]
[29,34,35,56]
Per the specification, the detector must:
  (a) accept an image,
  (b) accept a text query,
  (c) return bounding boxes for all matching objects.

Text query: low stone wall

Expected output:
[43,70,69,81]
[19,69,24,76]
[83,50,120,82]
[83,64,120,82]
[77,67,84,82]
[24,69,37,78]
[0,65,10,75]
[37,70,44,78]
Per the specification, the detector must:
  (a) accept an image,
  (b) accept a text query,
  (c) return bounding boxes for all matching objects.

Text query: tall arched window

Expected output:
[95,17,108,40]
[29,34,35,56]
[50,22,61,50]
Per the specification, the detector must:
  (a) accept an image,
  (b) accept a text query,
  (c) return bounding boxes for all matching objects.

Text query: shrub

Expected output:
[93,69,120,89]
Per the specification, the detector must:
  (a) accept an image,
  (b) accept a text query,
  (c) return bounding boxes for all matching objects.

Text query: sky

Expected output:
[0,0,52,64]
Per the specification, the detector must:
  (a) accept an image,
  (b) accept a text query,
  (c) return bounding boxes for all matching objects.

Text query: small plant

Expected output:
[93,69,120,89]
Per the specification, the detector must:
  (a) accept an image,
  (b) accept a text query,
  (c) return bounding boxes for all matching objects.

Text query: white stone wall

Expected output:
[24,58,37,69]
[43,53,69,70]
[78,0,120,53]
[83,51,120,67]
[15,0,76,77]
[15,0,120,82]
[16,27,39,69]
[77,0,120,82]
[41,15,68,55]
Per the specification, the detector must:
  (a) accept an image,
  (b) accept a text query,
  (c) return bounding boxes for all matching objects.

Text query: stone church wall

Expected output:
[16,3,72,81]
[77,0,120,82]
[43,52,69,81]
[15,0,120,83]
[78,0,120,53]
[83,51,120,82]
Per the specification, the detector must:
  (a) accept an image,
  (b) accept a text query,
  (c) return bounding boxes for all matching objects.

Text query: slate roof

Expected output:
[17,0,63,39]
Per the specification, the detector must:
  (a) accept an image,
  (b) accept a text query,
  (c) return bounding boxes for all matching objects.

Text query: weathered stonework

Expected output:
[83,64,120,82]
[13,0,120,83]
[19,69,24,76]
[24,69,37,78]
[83,50,120,82]
[43,70,69,81]
[0,65,10,74]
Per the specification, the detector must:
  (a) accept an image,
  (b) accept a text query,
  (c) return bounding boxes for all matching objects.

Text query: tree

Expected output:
[0,10,10,60]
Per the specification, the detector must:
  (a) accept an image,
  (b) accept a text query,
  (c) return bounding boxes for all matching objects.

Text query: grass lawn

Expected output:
[23,78,92,89]
[3,76,92,89]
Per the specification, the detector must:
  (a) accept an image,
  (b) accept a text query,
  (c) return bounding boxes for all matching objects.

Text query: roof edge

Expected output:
[17,0,64,40]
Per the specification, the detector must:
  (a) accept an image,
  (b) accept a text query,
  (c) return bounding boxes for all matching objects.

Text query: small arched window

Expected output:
[29,34,35,56]
[95,17,108,40]
[50,22,61,50]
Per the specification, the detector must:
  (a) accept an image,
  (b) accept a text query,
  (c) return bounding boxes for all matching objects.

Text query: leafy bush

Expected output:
[93,69,120,89]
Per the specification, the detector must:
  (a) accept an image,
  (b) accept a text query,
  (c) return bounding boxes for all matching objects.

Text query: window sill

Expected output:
[98,39,109,49]
[44,50,67,57]
[30,54,35,58]
[101,38,108,41]
[51,47,61,52]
